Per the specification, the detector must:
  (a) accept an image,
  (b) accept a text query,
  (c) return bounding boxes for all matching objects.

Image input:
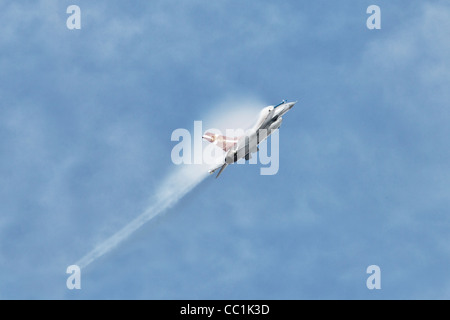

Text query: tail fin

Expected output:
[202,131,239,152]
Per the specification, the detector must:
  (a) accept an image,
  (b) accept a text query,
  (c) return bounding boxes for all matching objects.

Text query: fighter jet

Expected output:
[203,100,296,178]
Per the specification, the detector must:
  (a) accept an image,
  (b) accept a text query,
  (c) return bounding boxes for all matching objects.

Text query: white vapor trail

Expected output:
[76,98,262,269]
[76,165,208,269]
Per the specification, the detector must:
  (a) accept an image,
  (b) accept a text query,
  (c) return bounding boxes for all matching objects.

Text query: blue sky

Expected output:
[1,0,450,299]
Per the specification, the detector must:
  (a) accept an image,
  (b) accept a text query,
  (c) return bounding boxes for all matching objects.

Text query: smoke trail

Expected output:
[76,98,262,269]
[76,165,208,269]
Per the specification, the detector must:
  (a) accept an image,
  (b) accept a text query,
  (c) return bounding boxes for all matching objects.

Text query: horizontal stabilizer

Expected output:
[216,163,228,178]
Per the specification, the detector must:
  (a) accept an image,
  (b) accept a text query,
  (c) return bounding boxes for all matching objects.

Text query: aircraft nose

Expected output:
[287,101,296,109]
